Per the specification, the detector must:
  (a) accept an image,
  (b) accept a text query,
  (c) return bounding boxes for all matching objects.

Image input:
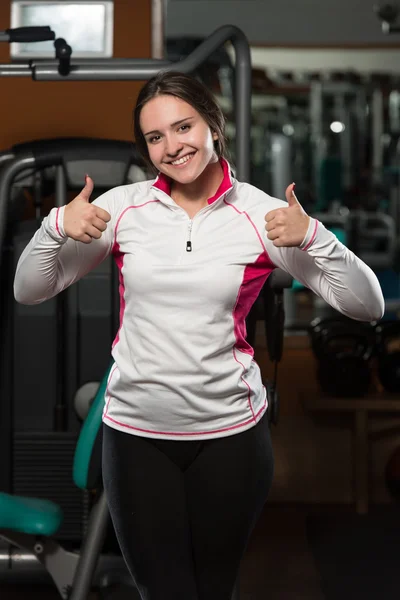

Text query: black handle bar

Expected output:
[5,26,56,43]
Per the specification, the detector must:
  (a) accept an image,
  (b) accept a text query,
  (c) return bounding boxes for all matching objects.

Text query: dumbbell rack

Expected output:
[302,392,400,514]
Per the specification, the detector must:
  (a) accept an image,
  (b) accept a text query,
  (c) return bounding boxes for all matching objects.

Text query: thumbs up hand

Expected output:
[64,175,111,244]
[264,183,310,247]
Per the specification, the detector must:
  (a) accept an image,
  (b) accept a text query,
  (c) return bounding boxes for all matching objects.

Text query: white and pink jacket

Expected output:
[14,158,384,440]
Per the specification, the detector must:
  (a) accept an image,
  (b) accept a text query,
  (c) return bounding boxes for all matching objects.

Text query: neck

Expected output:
[171,157,224,207]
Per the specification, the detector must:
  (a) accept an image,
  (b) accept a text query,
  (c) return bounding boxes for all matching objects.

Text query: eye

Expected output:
[179,125,190,132]
[148,135,161,144]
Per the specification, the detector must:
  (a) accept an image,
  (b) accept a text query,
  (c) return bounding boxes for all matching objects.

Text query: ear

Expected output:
[212,131,219,141]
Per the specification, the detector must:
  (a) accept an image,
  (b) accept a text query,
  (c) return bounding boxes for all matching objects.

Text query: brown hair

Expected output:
[133,70,227,172]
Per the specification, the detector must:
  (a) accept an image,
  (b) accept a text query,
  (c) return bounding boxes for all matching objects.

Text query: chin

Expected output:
[172,171,200,184]
[161,165,203,184]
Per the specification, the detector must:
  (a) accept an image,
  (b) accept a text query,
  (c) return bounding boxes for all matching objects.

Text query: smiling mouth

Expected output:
[168,152,196,167]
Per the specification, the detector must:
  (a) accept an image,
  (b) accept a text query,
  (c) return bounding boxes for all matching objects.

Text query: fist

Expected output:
[264,183,310,247]
[64,175,111,244]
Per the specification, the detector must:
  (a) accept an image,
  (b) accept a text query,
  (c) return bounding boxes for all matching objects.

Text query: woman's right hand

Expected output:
[64,175,111,244]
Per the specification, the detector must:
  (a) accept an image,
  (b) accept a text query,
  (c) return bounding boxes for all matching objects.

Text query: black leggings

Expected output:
[102,411,274,600]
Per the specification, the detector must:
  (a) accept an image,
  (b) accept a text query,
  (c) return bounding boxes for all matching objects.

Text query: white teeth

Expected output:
[171,153,194,166]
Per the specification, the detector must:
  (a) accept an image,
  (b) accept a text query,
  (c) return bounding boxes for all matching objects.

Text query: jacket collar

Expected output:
[150,157,235,208]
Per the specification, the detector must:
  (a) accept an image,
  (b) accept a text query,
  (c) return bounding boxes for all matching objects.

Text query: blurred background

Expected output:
[2,1,400,599]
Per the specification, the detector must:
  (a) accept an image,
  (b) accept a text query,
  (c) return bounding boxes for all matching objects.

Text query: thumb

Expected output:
[285,182,300,206]
[80,174,94,202]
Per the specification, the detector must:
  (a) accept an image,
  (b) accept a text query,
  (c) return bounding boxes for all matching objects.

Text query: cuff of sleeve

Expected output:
[44,206,68,242]
[299,217,318,251]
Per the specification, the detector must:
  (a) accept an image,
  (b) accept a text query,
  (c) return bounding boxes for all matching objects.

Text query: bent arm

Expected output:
[266,217,385,322]
[14,193,116,305]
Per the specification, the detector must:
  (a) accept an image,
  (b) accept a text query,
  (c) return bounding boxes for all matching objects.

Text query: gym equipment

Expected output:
[246,269,293,425]
[375,320,400,393]
[315,156,343,211]
[348,210,396,269]
[309,79,368,211]
[264,269,293,425]
[0,363,141,600]
[310,209,396,270]
[309,316,373,355]
[374,3,400,34]
[0,26,55,44]
[245,268,293,425]
[0,138,144,545]
[270,133,292,199]
[309,317,376,397]
[308,316,345,357]
[166,36,234,100]
[74,382,101,421]
[0,353,248,600]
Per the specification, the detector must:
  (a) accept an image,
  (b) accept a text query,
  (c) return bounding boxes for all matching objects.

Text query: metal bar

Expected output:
[319,82,362,94]
[55,165,67,208]
[310,82,323,196]
[33,63,172,80]
[32,58,170,66]
[0,152,15,167]
[335,92,351,189]
[371,88,383,185]
[54,165,68,432]
[0,64,32,76]
[69,491,110,600]
[0,155,36,272]
[231,29,251,182]
[151,0,166,59]
[0,531,79,599]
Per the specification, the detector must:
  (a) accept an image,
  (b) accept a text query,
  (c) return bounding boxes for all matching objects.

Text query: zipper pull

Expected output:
[186,219,193,252]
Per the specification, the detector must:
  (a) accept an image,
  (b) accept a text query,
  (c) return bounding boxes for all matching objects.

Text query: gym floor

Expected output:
[3,501,400,600]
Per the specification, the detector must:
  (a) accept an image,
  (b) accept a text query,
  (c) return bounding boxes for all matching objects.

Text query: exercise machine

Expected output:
[0,363,136,600]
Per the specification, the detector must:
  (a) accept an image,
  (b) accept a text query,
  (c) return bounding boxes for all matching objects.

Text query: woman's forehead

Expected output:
[140,95,198,129]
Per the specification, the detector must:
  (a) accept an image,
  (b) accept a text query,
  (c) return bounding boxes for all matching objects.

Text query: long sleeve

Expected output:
[265,216,385,322]
[14,190,118,305]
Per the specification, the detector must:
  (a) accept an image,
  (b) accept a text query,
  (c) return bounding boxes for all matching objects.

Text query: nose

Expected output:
[165,134,183,157]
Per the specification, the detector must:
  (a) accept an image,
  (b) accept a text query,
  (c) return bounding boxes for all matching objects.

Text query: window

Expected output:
[10,1,114,58]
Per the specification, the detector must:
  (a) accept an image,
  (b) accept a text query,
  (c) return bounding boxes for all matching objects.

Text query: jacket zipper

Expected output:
[186,220,193,252]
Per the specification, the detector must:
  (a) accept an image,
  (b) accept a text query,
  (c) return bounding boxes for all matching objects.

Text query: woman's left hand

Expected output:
[264,183,310,247]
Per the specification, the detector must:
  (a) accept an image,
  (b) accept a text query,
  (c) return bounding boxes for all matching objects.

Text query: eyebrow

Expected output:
[143,116,195,137]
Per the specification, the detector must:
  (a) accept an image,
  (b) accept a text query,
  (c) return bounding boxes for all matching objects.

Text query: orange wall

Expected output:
[0,0,152,149]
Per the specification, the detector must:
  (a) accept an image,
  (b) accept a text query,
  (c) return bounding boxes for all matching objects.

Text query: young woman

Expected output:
[14,71,384,600]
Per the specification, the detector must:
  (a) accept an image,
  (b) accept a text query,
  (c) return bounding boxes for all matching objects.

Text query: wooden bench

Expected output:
[302,393,400,514]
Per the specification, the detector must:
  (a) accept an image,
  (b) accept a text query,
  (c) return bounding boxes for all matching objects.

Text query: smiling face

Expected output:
[140,94,219,184]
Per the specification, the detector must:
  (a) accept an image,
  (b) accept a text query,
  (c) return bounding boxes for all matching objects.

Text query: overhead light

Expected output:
[330,121,346,133]
[282,124,295,136]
